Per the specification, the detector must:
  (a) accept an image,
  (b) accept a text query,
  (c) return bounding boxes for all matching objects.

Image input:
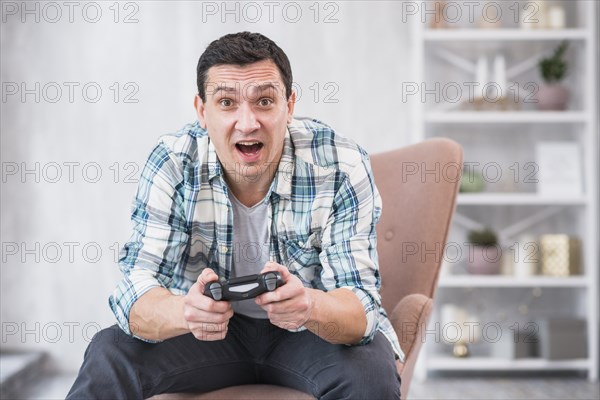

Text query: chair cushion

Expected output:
[148,384,315,400]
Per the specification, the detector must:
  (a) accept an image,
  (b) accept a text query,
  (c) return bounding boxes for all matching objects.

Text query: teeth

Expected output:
[237,141,260,146]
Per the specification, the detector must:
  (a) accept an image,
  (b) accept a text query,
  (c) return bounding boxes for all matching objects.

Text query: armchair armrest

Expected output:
[390,294,433,400]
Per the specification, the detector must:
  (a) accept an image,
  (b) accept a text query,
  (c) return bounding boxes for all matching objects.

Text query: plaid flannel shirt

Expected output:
[109,117,404,362]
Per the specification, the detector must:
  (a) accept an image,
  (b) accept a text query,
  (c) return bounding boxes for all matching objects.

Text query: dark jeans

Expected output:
[66,314,401,399]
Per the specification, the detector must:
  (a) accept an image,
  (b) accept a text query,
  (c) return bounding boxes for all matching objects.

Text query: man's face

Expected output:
[194,59,295,184]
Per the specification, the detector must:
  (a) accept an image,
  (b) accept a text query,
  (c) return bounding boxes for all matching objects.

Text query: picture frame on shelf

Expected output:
[535,141,582,197]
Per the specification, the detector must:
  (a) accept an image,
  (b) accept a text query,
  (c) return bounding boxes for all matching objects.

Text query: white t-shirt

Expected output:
[229,191,270,319]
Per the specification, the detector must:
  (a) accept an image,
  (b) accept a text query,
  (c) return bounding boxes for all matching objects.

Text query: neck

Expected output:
[224,163,277,207]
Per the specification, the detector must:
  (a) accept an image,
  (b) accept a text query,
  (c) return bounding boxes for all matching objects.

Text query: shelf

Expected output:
[417,1,598,381]
[426,111,587,124]
[439,275,588,288]
[427,356,590,370]
[424,29,588,42]
[457,193,588,205]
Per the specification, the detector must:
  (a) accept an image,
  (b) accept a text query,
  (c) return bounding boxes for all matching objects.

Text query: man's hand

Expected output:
[183,268,234,341]
[255,262,315,330]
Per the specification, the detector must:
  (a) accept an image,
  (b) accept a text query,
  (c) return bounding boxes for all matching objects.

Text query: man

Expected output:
[67,32,403,399]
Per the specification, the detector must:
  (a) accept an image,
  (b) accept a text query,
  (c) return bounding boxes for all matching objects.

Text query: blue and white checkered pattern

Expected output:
[109,117,404,362]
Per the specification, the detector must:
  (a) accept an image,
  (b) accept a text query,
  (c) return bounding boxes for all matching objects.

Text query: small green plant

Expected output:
[467,228,498,247]
[539,41,569,83]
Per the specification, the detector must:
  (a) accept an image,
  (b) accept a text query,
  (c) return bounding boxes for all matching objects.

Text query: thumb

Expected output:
[197,268,218,292]
[261,261,291,282]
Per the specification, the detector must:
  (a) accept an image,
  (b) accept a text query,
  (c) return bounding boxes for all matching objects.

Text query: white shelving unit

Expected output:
[456,193,588,205]
[412,1,598,381]
[426,111,587,123]
[439,275,589,288]
[424,28,588,41]
[426,357,590,371]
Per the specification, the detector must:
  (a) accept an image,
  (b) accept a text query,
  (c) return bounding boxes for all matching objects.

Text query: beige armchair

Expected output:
[152,138,463,400]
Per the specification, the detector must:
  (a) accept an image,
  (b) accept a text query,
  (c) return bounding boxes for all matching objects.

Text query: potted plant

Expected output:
[459,167,485,193]
[535,41,570,111]
[466,228,502,275]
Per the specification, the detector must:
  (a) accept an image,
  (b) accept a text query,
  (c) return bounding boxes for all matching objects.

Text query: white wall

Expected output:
[0,1,416,371]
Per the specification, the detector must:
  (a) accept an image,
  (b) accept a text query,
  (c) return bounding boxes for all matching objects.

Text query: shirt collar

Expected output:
[270,127,294,200]
[207,137,221,181]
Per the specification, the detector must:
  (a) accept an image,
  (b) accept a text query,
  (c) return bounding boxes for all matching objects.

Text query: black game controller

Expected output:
[203,271,284,301]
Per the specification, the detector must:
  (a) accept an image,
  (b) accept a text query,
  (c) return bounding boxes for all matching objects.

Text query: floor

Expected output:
[0,353,45,386]
[409,377,600,400]
[9,373,600,399]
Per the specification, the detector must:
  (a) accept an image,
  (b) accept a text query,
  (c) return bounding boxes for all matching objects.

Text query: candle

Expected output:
[548,6,566,29]
[493,54,507,96]
[514,235,539,278]
[475,56,488,98]
[440,304,457,326]
[521,0,548,29]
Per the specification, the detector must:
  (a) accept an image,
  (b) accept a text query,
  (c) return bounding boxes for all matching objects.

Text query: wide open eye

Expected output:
[219,98,233,107]
[258,98,273,107]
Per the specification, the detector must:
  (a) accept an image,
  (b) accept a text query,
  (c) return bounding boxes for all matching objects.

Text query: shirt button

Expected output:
[298,241,304,247]
[221,246,229,253]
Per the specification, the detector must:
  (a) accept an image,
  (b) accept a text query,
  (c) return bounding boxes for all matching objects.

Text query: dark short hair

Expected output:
[196,32,293,102]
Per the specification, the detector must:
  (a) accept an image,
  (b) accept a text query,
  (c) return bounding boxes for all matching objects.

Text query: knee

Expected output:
[67,326,145,399]
[83,325,139,365]
[318,348,401,399]
[343,359,400,399]
[80,325,146,385]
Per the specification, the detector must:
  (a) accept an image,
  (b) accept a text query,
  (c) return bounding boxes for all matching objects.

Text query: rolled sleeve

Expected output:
[109,270,163,340]
[339,286,379,345]
[319,152,383,345]
[108,141,189,341]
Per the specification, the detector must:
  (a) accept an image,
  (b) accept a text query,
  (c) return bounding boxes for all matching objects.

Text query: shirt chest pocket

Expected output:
[278,233,322,276]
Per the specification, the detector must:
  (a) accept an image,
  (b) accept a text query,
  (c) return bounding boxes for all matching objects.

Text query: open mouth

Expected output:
[235,141,264,156]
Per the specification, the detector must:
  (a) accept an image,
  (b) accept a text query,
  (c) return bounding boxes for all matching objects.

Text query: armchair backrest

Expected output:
[370,138,463,314]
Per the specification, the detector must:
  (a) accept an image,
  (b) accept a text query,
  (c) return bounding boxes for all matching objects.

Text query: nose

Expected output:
[235,102,260,134]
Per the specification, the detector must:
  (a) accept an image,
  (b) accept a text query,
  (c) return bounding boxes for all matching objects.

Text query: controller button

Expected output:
[265,273,277,291]
[209,282,223,301]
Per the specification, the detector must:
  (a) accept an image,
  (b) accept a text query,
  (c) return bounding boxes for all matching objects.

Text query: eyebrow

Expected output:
[211,83,280,96]
[212,85,236,94]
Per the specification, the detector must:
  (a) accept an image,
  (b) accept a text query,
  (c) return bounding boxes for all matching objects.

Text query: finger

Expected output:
[268,316,305,331]
[203,297,233,315]
[184,299,233,322]
[197,296,233,314]
[183,306,234,324]
[196,268,219,292]
[257,284,290,305]
[260,261,291,281]
[261,292,312,316]
[189,322,229,341]
[185,290,232,314]
[257,278,303,305]
[258,297,296,314]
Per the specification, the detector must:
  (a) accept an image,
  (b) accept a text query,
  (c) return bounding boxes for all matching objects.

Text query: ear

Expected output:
[286,90,296,124]
[194,94,207,129]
